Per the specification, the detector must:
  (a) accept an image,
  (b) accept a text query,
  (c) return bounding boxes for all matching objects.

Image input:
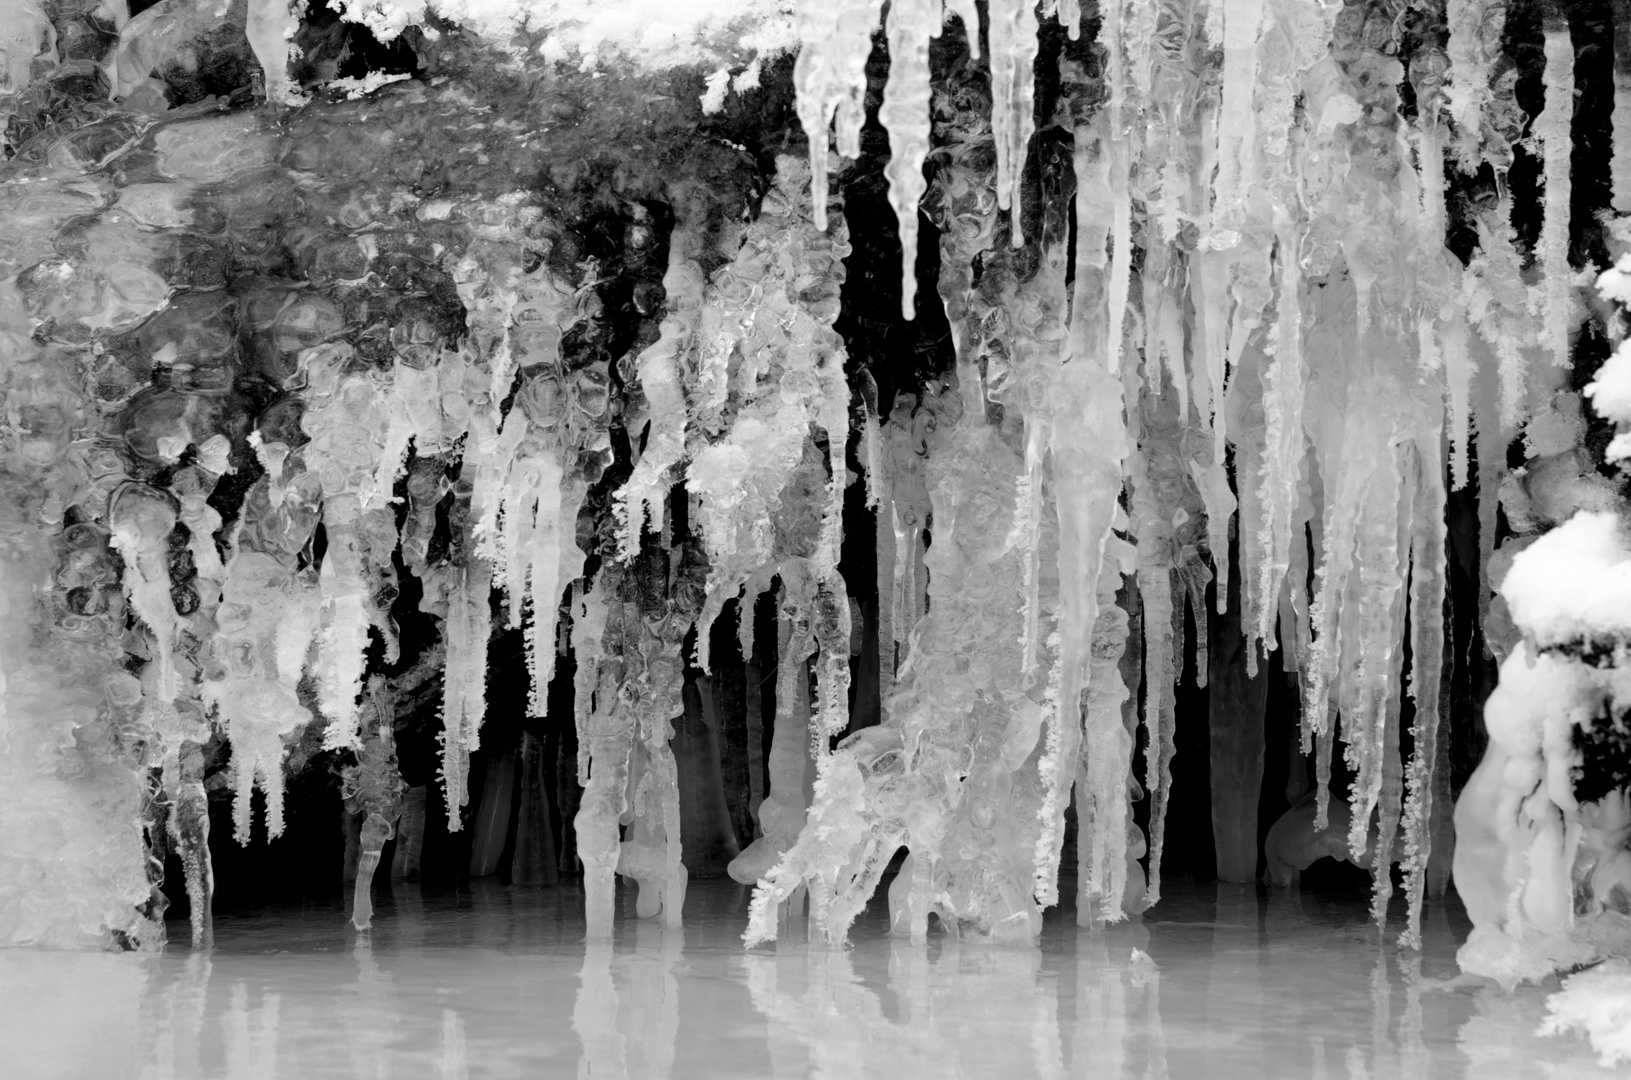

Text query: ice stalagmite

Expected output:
[727,572,815,889]
[342,678,404,931]
[614,543,708,928]
[574,569,630,939]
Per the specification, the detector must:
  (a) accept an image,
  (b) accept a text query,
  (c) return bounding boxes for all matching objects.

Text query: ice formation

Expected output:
[0,4,1629,1046]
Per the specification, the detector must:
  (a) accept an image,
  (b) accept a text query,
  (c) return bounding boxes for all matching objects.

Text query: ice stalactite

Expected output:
[1400,423,1449,950]
[791,0,885,231]
[1615,1,1631,214]
[205,546,320,843]
[1446,0,1506,169]
[689,156,851,675]
[1535,11,1575,371]
[1255,207,1307,648]
[746,75,1076,944]
[1467,205,1534,437]
[1052,101,1134,919]
[1210,0,1264,241]
[728,572,816,888]
[245,0,301,106]
[1129,436,1177,907]
[1073,538,1139,924]
[987,0,1040,246]
[879,0,935,318]
[617,197,707,557]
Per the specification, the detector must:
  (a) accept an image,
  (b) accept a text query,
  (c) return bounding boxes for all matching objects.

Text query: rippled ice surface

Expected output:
[0,878,1615,1078]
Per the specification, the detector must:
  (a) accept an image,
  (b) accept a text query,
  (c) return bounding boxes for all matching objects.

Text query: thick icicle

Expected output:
[617,200,706,552]
[1534,13,1575,370]
[1400,425,1448,949]
[1045,112,1131,911]
[1616,0,1631,213]
[791,0,886,230]
[1255,207,1307,647]
[438,560,490,829]
[1074,538,1137,923]
[987,0,1040,245]
[880,0,936,318]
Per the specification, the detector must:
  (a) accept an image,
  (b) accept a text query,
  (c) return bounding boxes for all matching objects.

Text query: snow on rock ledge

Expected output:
[325,0,797,73]
[1501,511,1631,651]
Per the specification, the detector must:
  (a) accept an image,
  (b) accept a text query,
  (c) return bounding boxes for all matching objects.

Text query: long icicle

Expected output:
[1399,424,1448,949]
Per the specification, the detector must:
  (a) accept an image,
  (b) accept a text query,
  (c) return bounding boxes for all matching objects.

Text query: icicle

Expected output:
[792,0,886,229]
[617,202,705,552]
[988,0,1040,245]
[1615,0,1631,214]
[440,560,491,829]
[728,573,817,886]
[1535,13,1575,369]
[1342,444,1408,868]
[317,517,370,751]
[1256,209,1307,646]
[1191,251,1238,615]
[1368,456,1415,928]
[345,677,403,932]
[1075,539,1136,923]
[944,0,982,56]
[1230,346,1268,672]
[1446,0,1505,169]
[1043,118,1132,909]
[880,0,935,319]
[1444,303,1475,490]
[571,580,608,788]
[244,0,300,106]
[688,157,851,671]
[165,751,213,947]
[108,484,181,704]
[1137,541,1176,907]
[524,457,565,716]
[873,415,896,721]
[1210,0,1265,240]
[1400,426,1448,950]
[576,567,632,939]
[1467,197,1533,432]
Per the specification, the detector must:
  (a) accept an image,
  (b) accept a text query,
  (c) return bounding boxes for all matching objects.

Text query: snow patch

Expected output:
[1540,959,1631,1067]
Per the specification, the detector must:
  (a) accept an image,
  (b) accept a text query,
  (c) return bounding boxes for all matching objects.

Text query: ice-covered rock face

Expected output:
[0,0,1627,985]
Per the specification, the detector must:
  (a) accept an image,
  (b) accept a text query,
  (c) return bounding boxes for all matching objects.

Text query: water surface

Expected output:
[0,879,1612,1078]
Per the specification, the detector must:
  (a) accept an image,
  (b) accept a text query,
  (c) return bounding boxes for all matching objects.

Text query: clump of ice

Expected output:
[1500,511,1631,649]
[1540,959,1631,1066]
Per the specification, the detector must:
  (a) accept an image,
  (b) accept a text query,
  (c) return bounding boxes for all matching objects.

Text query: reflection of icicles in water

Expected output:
[742,942,1069,1077]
